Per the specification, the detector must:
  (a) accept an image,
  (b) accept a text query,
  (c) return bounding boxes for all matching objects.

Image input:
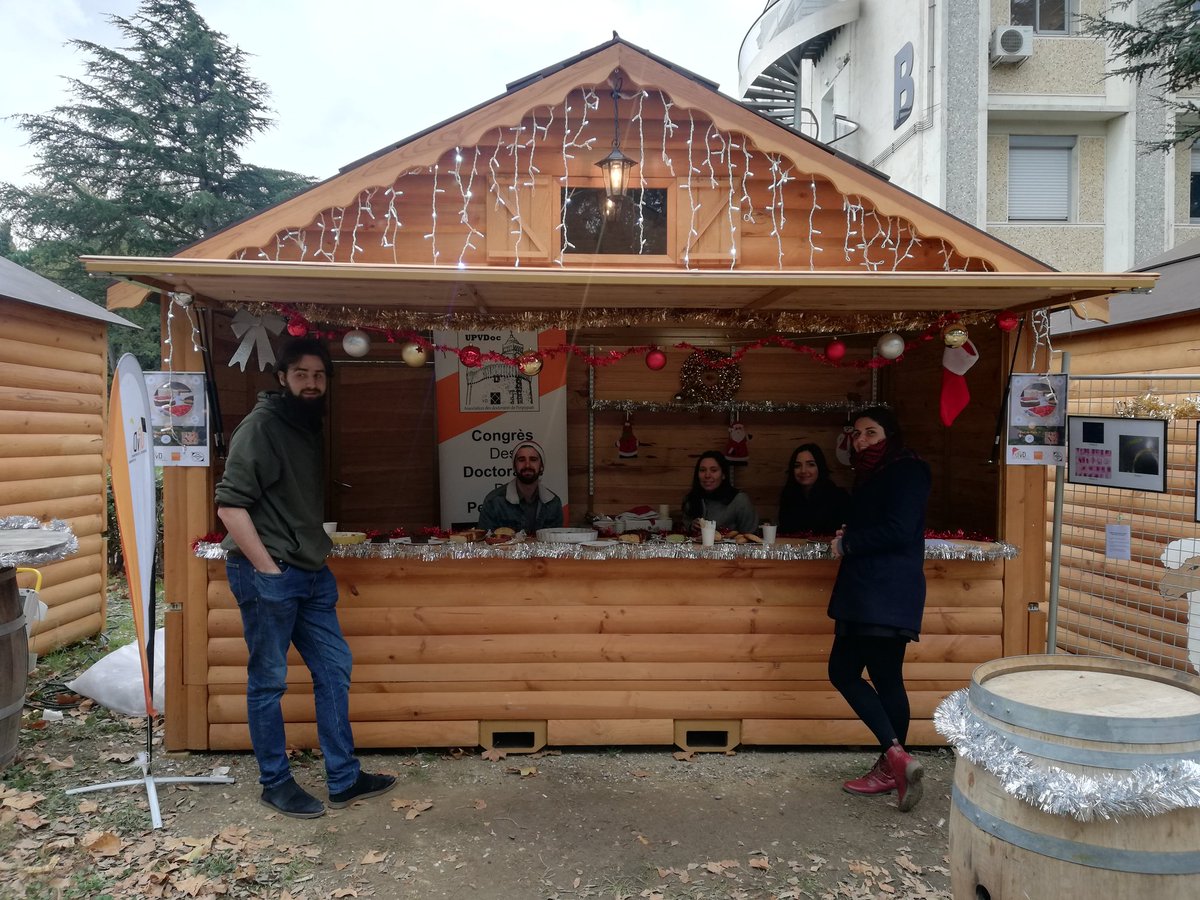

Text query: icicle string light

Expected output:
[231,89,990,276]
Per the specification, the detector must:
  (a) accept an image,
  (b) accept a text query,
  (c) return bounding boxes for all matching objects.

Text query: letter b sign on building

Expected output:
[894,41,914,130]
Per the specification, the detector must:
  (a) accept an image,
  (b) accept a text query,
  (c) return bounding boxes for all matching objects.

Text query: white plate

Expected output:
[581,540,617,549]
[536,527,599,543]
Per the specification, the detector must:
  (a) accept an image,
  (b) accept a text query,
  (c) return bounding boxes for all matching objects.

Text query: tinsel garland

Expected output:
[0,516,79,568]
[935,690,1200,821]
[249,303,983,372]
[590,399,868,414]
[192,537,1017,563]
[1115,391,1200,422]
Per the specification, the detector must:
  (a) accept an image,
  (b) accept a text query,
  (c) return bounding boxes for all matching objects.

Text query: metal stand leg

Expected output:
[66,750,236,830]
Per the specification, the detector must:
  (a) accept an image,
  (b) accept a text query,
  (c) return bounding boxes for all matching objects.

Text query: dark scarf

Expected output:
[852,439,889,483]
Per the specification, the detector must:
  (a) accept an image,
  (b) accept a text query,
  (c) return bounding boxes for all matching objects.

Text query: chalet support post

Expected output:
[1045,351,1070,655]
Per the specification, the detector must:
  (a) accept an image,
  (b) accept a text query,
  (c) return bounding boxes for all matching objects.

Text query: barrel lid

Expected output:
[969,654,1200,744]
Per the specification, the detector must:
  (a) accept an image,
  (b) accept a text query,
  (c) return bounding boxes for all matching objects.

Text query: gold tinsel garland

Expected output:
[1115,391,1200,422]
[676,349,742,402]
[220,299,998,336]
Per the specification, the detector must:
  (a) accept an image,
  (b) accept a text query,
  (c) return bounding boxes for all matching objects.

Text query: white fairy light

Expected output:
[555,88,598,265]
[683,111,700,268]
[424,163,441,263]
[349,188,376,262]
[381,183,404,261]
[658,91,677,178]
[453,146,486,267]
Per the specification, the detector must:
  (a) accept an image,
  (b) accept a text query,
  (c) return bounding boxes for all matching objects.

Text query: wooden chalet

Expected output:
[83,39,1154,752]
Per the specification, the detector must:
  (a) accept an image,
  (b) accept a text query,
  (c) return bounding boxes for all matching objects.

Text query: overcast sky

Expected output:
[0,0,753,186]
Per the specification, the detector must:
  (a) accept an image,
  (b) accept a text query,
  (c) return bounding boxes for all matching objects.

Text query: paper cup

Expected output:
[323,521,337,535]
[700,520,716,547]
[761,524,777,546]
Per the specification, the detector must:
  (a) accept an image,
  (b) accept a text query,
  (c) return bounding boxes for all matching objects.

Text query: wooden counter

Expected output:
[200,553,1009,752]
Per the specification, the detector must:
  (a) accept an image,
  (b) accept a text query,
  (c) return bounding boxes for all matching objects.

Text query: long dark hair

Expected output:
[683,450,738,518]
[778,443,836,510]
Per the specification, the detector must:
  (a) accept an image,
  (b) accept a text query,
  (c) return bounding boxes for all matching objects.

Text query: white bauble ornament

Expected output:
[400,341,428,367]
[876,332,905,360]
[342,329,371,358]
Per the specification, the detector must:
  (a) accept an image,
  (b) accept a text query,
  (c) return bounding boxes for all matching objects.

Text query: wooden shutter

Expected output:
[486,175,552,263]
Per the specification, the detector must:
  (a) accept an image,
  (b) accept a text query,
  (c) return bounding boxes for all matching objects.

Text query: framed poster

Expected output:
[1006,373,1067,466]
[143,371,209,466]
[1067,415,1166,493]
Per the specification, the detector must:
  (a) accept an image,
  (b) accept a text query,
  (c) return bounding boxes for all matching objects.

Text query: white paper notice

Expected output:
[1105,523,1131,561]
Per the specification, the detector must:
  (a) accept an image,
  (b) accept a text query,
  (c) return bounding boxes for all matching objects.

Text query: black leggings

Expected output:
[827,633,911,750]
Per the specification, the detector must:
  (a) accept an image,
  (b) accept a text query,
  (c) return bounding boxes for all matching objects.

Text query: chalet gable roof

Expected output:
[97,38,1154,319]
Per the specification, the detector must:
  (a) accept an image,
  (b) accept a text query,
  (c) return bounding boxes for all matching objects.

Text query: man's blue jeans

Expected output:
[226,556,360,792]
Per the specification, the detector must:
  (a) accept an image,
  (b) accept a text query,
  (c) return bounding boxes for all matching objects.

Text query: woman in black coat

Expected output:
[776,443,849,536]
[827,406,930,812]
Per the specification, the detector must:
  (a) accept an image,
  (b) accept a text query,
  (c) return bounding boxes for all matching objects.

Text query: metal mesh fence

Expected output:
[1048,374,1200,674]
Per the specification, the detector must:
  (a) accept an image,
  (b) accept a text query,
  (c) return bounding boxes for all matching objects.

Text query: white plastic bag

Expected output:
[67,627,166,716]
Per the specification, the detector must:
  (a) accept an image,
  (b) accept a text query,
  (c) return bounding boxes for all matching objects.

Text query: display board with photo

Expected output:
[1066,416,1166,493]
[1006,373,1067,466]
[143,371,209,467]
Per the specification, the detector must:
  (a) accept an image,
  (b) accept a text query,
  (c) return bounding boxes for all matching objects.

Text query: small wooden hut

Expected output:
[0,256,134,653]
[84,39,1153,752]
[1048,239,1200,672]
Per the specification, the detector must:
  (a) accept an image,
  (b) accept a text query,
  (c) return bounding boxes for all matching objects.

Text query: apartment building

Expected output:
[739,0,1200,271]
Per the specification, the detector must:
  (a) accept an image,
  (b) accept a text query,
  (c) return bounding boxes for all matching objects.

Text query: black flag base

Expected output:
[66,719,235,830]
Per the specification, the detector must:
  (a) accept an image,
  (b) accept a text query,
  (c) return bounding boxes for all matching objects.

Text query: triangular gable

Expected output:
[107,38,1049,310]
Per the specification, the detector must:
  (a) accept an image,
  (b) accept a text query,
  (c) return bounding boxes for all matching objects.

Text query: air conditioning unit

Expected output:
[990,25,1033,64]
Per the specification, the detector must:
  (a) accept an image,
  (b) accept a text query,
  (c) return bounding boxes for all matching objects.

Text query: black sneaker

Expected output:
[328,772,397,808]
[260,779,325,819]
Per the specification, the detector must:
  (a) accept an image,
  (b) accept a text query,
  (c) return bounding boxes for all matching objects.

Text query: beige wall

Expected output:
[1077,136,1105,223]
[986,134,1104,224]
[988,224,1105,269]
[988,0,1106,96]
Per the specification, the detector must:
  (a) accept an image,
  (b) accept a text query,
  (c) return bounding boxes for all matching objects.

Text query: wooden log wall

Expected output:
[1049,318,1200,673]
[0,298,109,652]
[201,554,1004,749]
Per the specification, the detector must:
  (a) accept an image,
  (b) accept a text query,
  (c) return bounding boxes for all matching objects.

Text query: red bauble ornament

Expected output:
[286,316,309,337]
[824,339,847,362]
[518,352,543,376]
[645,348,667,370]
[996,311,1020,333]
[459,345,483,368]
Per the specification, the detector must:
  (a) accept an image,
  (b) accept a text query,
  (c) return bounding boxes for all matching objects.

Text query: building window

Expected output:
[1008,135,1075,222]
[561,188,668,255]
[1011,0,1073,34]
[1191,146,1200,223]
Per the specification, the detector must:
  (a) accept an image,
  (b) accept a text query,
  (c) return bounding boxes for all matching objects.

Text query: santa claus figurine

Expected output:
[725,417,750,463]
[616,414,639,458]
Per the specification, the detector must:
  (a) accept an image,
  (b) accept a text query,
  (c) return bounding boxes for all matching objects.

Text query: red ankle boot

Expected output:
[842,753,896,795]
[884,741,923,812]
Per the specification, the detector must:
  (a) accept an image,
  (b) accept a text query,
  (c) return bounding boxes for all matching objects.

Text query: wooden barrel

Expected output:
[0,567,28,770]
[950,654,1200,899]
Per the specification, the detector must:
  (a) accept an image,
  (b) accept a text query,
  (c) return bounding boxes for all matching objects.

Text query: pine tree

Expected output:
[1080,0,1200,150]
[0,0,314,366]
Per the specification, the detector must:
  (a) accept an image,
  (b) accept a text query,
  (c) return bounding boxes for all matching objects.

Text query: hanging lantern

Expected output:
[645,347,667,371]
[518,352,544,376]
[942,323,969,348]
[460,345,483,368]
[286,315,309,337]
[876,332,906,360]
[824,339,847,362]
[996,311,1020,333]
[595,71,636,199]
[342,329,371,358]
[400,341,428,367]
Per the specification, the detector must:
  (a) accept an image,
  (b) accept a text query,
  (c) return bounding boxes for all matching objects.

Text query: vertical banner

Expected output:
[108,354,158,715]
[434,330,569,528]
[144,371,209,466]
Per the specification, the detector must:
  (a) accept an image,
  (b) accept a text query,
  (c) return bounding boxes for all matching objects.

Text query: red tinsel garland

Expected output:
[275,303,968,371]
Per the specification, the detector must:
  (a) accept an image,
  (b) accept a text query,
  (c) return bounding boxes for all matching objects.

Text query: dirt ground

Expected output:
[2,706,956,900]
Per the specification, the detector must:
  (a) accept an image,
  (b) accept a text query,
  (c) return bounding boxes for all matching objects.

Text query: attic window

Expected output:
[561,187,668,255]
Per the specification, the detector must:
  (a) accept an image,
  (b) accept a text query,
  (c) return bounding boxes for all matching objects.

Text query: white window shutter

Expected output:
[1009,136,1073,221]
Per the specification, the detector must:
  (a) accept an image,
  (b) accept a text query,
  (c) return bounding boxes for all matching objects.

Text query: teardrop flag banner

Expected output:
[108,354,158,715]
